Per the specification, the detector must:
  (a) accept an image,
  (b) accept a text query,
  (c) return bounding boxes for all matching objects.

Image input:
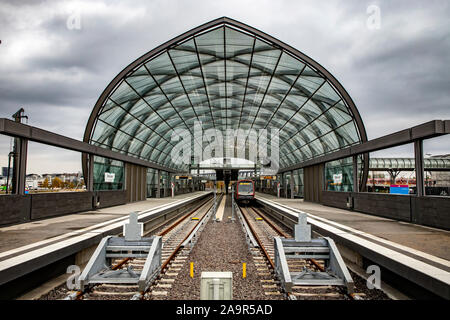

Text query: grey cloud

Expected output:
[0,0,449,172]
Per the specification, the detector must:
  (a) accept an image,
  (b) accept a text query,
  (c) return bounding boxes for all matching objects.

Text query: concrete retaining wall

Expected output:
[0,195,31,225]
[31,192,93,220]
[0,190,128,226]
[96,190,127,209]
[321,191,449,230]
[353,193,412,221]
[411,196,450,230]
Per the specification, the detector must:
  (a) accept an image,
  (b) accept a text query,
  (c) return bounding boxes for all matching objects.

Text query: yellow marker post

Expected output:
[190,262,194,278]
[243,263,247,278]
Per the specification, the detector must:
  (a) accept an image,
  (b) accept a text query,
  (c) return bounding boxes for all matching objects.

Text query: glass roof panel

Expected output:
[110,81,140,105]
[88,20,365,171]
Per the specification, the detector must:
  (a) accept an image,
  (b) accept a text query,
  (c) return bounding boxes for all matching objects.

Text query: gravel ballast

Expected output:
[168,195,281,300]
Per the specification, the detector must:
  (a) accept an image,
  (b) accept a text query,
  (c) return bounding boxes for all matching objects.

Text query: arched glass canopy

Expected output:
[84,17,367,172]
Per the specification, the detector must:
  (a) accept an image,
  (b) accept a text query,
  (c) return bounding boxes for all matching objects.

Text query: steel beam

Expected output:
[290,170,294,199]
[156,169,160,198]
[414,140,425,197]
[0,118,176,173]
[15,138,28,195]
[352,155,358,193]
[87,154,94,192]
[445,120,450,133]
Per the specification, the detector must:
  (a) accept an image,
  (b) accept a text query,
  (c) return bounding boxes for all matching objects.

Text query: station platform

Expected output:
[214,196,227,221]
[0,192,209,261]
[0,191,213,299]
[257,193,450,262]
[256,192,450,299]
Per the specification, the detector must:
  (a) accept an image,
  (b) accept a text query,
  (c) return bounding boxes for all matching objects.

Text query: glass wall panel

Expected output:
[26,141,86,193]
[291,169,299,197]
[367,144,415,194]
[93,156,124,191]
[423,135,450,197]
[146,168,158,198]
[297,168,304,197]
[325,157,353,192]
[161,170,170,196]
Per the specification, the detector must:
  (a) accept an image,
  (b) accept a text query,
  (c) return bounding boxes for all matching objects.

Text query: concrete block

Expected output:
[200,272,232,300]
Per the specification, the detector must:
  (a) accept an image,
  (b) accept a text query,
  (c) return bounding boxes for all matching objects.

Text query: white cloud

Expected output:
[0,0,449,173]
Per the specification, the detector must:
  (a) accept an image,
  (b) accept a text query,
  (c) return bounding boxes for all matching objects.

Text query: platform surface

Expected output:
[256,193,450,266]
[214,195,227,221]
[0,192,208,259]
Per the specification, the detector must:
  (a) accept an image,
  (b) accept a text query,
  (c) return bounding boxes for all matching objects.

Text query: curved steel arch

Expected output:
[83,17,369,189]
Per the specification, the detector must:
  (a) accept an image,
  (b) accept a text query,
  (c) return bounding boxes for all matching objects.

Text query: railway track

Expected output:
[143,195,220,300]
[60,194,360,300]
[66,195,217,300]
[238,204,351,300]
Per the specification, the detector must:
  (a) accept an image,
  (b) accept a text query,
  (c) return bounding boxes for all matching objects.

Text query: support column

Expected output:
[197,164,200,191]
[414,140,425,197]
[372,170,375,190]
[169,173,173,197]
[164,172,168,197]
[360,153,369,192]
[162,171,166,198]
[142,166,147,200]
[285,174,288,199]
[353,155,358,193]
[303,164,324,203]
[290,170,294,199]
[14,138,28,195]
[156,169,160,198]
[134,164,139,201]
[87,154,94,192]
[130,163,135,202]
[125,163,131,202]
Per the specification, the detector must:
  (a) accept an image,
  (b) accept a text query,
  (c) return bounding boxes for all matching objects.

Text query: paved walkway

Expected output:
[256,193,450,264]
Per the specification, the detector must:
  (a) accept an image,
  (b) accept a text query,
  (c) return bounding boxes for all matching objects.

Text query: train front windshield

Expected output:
[238,182,253,193]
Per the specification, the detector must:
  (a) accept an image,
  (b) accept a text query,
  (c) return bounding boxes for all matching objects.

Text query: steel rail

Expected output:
[68,195,213,300]
[158,196,212,236]
[251,207,289,238]
[247,206,335,300]
[159,196,218,271]
[251,206,325,272]
[239,205,275,270]
[136,195,221,299]
[70,256,134,300]
[252,205,358,300]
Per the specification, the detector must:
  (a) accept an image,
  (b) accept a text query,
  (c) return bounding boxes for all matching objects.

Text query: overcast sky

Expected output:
[0,0,449,174]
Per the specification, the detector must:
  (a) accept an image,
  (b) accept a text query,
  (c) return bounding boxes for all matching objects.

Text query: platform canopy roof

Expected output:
[369,157,450,171]
[85,17,367,172]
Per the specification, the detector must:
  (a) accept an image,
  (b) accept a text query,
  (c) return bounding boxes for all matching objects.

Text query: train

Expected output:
[233,179,255,204]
